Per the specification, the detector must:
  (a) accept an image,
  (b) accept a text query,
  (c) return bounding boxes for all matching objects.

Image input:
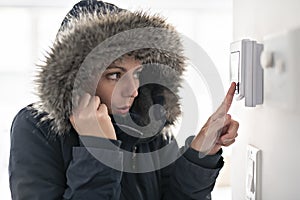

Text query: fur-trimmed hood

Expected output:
[34,0,186,135]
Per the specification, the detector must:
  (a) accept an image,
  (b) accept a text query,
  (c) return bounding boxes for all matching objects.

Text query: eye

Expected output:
[106,72,121,81]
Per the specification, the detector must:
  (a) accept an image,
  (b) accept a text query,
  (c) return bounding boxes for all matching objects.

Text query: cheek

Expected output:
[96,81,122,109]
[96,82,113,106]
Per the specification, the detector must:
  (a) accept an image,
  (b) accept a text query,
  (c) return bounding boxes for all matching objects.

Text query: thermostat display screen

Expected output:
[230,51,240,94]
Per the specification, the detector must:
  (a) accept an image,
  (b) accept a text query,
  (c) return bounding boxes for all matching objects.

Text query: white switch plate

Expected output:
[262,27,300,113]
[246,145,261,200]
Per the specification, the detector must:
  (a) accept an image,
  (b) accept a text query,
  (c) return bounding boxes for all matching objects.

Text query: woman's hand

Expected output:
[190,82,239,155]
[69,93,117,140]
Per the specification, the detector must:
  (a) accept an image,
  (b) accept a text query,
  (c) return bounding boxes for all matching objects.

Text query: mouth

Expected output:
[113,105,131,115]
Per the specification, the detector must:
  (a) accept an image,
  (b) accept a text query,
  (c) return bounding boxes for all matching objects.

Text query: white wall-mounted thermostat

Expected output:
[230,39,264,107]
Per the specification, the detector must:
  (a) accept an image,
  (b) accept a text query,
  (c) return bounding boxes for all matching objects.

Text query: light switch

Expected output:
[262,27,300,113]
[246,145,261,200]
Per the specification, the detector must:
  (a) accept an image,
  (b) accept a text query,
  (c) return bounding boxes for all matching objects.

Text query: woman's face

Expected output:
[96,55,143,115]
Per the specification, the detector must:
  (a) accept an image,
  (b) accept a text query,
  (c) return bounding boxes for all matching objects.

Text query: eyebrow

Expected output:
[106,65,143,72]
[106,66,126,72]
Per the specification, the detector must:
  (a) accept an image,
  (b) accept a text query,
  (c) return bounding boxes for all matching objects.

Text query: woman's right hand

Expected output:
[69,93,117,140]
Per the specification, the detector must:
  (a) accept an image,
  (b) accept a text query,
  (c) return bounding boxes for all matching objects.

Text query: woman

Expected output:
[9,0,239,199]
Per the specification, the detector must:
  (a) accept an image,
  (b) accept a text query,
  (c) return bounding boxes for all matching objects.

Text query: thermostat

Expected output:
[230,39,264,107]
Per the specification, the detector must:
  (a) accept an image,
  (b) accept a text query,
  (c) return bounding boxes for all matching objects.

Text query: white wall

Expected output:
[232,0,300,199]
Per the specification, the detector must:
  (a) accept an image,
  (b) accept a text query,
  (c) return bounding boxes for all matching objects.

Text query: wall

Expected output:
[232,0,300,199]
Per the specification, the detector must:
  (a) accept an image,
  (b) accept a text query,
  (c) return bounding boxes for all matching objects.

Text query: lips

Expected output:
[114,105,131,114]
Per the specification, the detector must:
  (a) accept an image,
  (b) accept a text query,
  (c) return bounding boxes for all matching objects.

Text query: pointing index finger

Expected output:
[224,82,236,112]
[213,82,236,118]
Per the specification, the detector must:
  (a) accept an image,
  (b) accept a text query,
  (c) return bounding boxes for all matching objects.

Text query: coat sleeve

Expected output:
[161,135,224,200]
[9,107,123,200]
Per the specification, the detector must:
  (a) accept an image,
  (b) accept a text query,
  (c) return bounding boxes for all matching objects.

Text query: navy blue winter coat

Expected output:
[9,105,223,200]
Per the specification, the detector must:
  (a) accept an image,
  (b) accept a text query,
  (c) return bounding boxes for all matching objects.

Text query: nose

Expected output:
[121,74,139,98]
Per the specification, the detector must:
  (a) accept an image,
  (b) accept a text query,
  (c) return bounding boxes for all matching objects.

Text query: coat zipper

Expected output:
[132,145,137,170]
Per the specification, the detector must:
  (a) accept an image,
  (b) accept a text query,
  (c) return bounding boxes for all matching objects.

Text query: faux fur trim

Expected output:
[34,9,186,135]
